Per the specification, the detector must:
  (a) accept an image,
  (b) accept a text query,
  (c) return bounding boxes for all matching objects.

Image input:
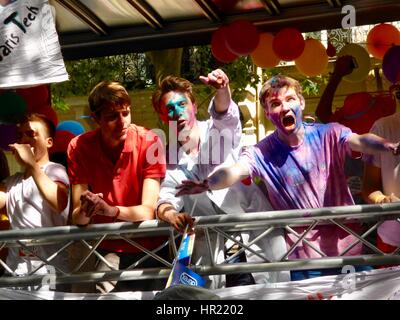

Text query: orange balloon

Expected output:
[295,39,329,77]
[367,23,400,59]
[251,33,280,68]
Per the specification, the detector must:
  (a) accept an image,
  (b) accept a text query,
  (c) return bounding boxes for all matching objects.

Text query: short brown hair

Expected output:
[88,81,131,116]
[152,76,196,114]
[18,113,56,139]
[259,75,304,109]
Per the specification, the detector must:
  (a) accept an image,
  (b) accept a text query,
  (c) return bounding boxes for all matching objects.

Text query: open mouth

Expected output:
[282,114,296,129]
[177,119,187,131]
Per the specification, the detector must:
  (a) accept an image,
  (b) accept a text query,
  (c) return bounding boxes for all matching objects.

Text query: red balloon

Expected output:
[35,105,59,127]
[51,130,75,154]
[211,26,238,63]
[16,85,50,113]
[326,41,336,57]
[225,20,260,56]
[367,23,400,60]
[273,28,305,61]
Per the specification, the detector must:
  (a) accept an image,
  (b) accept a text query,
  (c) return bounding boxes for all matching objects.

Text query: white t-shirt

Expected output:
[4,162,70,275]
[367,113,400,246]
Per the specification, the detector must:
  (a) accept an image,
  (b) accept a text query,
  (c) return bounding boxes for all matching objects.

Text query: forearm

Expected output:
[208,164,249,190]
[353,133,397,154]
[213,86,232,113]
[315,74,341,123]
[30,165,68,213]
[117,204,156,222]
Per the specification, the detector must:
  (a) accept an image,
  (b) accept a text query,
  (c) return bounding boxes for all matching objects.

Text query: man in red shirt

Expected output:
[67,81,167,293]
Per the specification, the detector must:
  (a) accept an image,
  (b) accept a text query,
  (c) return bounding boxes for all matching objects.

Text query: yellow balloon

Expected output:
[295,39,329,77]
[338,44,371,82]
[251,33,280,68]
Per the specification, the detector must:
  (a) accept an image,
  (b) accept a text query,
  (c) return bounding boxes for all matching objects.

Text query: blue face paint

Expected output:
[166,94,187,120]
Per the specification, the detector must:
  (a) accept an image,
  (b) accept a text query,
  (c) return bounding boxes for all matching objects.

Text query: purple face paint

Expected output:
[267,102,303,136]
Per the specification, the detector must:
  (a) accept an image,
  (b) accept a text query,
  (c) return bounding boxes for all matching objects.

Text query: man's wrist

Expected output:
[112,206,120,222]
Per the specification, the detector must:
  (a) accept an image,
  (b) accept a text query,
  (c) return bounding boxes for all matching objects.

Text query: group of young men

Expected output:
[0,65,399,292]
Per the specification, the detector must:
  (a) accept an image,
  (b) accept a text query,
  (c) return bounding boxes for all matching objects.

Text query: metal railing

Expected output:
[0,202,399,289]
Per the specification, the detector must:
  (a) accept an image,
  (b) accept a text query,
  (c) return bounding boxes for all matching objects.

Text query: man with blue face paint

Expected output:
[152,70,286,288]
[176,75,400,280]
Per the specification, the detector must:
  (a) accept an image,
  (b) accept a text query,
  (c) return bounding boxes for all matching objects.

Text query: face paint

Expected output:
[166,94,187,120]
[267,102,303,136]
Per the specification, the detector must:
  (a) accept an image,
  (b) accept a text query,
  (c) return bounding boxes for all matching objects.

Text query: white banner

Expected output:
[0,0,68,88]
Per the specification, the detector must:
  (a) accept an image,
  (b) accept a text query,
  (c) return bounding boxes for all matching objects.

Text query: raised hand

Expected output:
[8,143,36,169]
[80,190,119,218]
[175,179,209,197]
[333,55,355,78]
[199,69,229,90]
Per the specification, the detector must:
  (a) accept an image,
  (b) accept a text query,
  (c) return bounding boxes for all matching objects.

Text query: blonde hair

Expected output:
[88,81,131,116]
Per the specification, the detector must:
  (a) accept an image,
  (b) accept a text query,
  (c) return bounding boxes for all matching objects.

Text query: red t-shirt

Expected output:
[67,124,167,253]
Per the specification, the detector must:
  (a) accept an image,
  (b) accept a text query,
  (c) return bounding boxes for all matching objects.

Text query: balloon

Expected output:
[338,44,371,82]
[382,45,400,83]
[272,28,305,61]
[295,39,329,77]
[56,120,85,136]
[211,26,238,63]
[50,130,75,154]
[16,85,50,113]
[0,91,27,124]
[367,23,400,60]
[35,105,59,127]
[0,124,17,150]
[326,41,336,57]
[250,32,280,68]
[225,20,260,56]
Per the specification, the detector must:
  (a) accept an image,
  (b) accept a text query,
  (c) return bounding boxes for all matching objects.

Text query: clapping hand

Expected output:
[80,190,119,218]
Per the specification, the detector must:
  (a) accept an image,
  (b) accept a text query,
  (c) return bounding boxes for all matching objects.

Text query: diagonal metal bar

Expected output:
[204,228,215,267]
[339,221,383,256]
[119,235,172,268]
[330,219,385,255]
[28,240,74,276]
[283,221,324,260]
[212,227,273,263]
[73,235,106,273]
[79,238,119,272]
[54,0,108,35]
[125,0,164,29]
[169,229,178,258]
[260,0,281,15]
[16,241,65,274]
[0,242,15,275]
[193,0,222,22]
[124,238,176,271]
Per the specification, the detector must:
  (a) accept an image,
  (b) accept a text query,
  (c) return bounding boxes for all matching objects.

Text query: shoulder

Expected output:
[69,129,99,150]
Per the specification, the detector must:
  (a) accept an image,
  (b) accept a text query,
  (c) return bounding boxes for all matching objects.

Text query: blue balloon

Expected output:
[56,120,85,136]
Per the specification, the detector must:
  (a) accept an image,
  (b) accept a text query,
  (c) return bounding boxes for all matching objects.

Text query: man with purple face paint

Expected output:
[152,70,286,288]
[176,75,400,280]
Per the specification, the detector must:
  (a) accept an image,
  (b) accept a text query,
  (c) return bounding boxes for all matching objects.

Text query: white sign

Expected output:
[0,0,68,88]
